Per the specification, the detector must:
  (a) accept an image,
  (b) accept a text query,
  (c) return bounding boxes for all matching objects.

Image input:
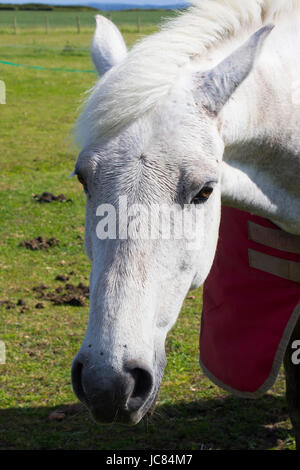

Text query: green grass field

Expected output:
[0,15,296,450]
[0,9,177,33]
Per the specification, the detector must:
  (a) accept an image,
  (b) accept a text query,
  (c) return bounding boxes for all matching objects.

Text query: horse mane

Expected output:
[76,0,300,147]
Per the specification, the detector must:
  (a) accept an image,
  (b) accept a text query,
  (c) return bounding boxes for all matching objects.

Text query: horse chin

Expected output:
[88,407,142,426]
[88,389,161,426]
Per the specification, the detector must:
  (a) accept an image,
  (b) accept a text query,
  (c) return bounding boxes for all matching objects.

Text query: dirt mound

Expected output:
[33,281,89,307]
[55,274,69,282]
[0,300,16,309]
[35,302,45,309]
[33,192,73,203]
[20,237,60,250]
[0,299,28,313]
[32,284,49,293]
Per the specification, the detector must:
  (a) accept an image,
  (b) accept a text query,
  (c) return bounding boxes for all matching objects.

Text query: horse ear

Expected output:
[195,24,274,115]
[91,15,128,76]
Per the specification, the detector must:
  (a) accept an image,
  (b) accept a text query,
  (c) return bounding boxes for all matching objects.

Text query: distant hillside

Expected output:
[0,3,98,10]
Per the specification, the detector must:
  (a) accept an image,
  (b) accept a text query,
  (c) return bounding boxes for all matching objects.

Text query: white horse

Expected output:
[71,0,300,446]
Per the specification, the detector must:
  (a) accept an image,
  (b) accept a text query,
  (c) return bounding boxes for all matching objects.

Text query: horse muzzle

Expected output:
[71,355,155,424]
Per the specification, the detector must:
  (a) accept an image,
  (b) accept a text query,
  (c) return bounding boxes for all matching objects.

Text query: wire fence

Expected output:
[0,10,175,34]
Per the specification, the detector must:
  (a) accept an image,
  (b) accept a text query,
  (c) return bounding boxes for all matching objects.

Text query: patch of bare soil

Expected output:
[33,192,73,203]
[35,302,45,309]
[55,275,69,282]
[0,299,28,313]
[33,278,89,307]
[20,237,60,250]
[0,300,16,309]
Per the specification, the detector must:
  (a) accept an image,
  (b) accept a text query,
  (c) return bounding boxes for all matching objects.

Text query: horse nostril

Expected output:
[71,359,87,404]
[126,366,153,411]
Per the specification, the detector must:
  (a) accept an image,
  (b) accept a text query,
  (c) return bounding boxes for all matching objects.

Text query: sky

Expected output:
[2,0,185,5]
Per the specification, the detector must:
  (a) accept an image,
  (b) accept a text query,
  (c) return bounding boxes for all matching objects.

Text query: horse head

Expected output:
[71,15,272,424]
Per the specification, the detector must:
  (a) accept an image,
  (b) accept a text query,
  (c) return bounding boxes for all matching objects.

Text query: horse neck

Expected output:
[217,23,300,235]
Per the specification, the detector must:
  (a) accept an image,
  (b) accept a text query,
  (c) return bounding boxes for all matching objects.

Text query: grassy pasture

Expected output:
[0,16,296,450]
[0,9,177,33]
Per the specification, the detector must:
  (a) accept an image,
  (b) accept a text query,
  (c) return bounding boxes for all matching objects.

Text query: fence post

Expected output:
[0,341,5,364]
[108,12,112,21]
[14,16,17,35]
[0,80,6,105]
[46,16,49,35]
[76,16,80,34]
[137,14,141,33]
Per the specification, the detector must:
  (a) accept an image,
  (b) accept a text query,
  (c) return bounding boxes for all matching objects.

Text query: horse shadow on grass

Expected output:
[0,393,294,450]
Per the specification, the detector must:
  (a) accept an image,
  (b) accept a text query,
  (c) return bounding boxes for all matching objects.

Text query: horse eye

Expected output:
[77,174,88,193]
[191,186,214,204]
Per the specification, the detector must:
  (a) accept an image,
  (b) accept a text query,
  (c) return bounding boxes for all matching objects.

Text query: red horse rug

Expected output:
[200,207,300,398]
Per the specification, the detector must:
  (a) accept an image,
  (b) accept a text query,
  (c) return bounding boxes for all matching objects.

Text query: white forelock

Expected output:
[75,0,300,147]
